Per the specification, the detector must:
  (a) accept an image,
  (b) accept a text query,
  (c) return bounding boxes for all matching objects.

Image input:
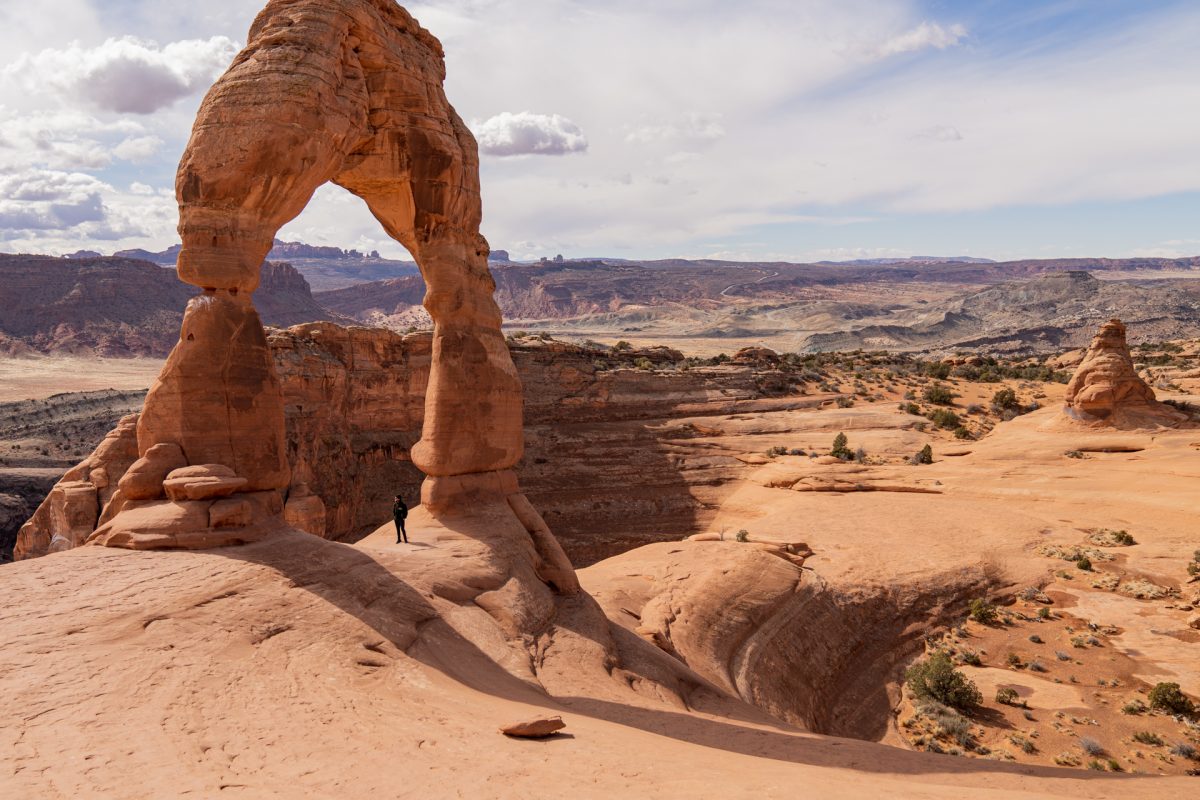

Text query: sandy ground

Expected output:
[3,528,1195,799]
[0,357,162,401]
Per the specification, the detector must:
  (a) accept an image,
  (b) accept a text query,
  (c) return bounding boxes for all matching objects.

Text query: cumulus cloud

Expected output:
[876,21,967,57]
[472,112,588,157]
[4,35,238,114]
[0,169,106,231]
[113,134,163,162]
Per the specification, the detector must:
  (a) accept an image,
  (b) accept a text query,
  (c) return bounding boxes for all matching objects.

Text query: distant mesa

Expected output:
[113,244,181,266]
[488,249,511,262]
[64,250,102,259]
[1062,318,1188,428]
[0,254,348,357]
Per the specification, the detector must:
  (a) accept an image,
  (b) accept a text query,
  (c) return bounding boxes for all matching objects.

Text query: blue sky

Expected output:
[0,0,1197,262]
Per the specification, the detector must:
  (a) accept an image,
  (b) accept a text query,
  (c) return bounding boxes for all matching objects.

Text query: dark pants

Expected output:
[394,515,407,543]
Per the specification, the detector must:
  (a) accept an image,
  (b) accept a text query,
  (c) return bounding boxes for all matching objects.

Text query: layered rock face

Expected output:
[17,327,799,564]
[1063,319,1185,427]
[97,0,529,553]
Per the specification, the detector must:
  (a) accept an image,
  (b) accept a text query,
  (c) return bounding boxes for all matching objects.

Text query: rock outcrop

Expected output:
[16,327,808,564]
[1063,319,1186,427]
[85,0,569,613]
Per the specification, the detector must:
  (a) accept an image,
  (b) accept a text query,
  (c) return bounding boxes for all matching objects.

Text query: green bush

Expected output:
[830,432,852,460]
[995,687,1021,706]
[953,426,973,440]
[905,651,982,712]
[1076,556,1092,571]
[968,598,999,625]
[924,383,956,405]
[1132,731,1164,746]
[991,388,1019,411]
[928,408,961,429]
[1148,682,1195,715]
[914,444,934,465]
[734,529,750,543]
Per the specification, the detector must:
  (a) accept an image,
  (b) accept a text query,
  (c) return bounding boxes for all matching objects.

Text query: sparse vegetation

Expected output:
[968,598,999,625]
[1148,682,1195,716]
[923,383,956,406]
[1172,742,1198,760]
[1121,699,1148,715]
[913,444,934,465]
[830,432,853,460]
[905,651,982,712]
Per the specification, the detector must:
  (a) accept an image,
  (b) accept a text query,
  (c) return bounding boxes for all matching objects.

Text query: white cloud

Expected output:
[4,35,239,114]
[472,112,588,157]
[876,21,967,58]
[113,135,163,162]
[0,170,106,231]
[625,113,726,144]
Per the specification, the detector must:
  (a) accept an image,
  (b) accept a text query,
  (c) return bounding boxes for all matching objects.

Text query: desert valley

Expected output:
[1,1,1198,798]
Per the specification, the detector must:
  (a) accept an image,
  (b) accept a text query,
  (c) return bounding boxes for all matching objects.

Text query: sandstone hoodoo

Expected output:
[1063,319,1186,427]
[94,0,572,593]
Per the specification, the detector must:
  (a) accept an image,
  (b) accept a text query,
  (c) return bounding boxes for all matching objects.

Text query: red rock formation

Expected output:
[93,0,560,615]
[17,326,800,565]
[1063,319,1185,427]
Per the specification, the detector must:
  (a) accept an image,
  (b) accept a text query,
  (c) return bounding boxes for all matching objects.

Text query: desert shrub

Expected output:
[1149,682,1195,715]
[906,652,982,711]
[913,444,934,465]
[958,650,982,667]
[968,598,998,625]
[965,403,983,414]
[1076,556,1092,571]
[1012,734,1037,754]
[1028,660,1047,673]
[924,383,956,405]
[734,529,750,543]
[854,446,867,463]
[1037,607,1051,620]
[1005,652,1023,668]
[612,340,632,351]
[1065,450,1085,459]
[1055,650,1071,662]
[1121,699,1147,715]
[633,357,653,370]
[953,426,973,440]
[1172,742,1198,760]
[830,432,852,460]
[991,388,1019,411]
[903,402,922,415]
[766,446,789,457]
[1132,731,1164,746]
[923,362,952,380]
[1079,738,1105,756]
[1028,634,1043,644]
[995,687,1021,706]
[928,408,961,429]
[788,448,805,456]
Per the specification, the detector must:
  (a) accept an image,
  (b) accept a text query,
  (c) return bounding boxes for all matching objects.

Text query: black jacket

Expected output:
[393,500,408,519]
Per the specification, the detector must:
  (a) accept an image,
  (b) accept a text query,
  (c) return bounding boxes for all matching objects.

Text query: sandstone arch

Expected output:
[92,0,559,568]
